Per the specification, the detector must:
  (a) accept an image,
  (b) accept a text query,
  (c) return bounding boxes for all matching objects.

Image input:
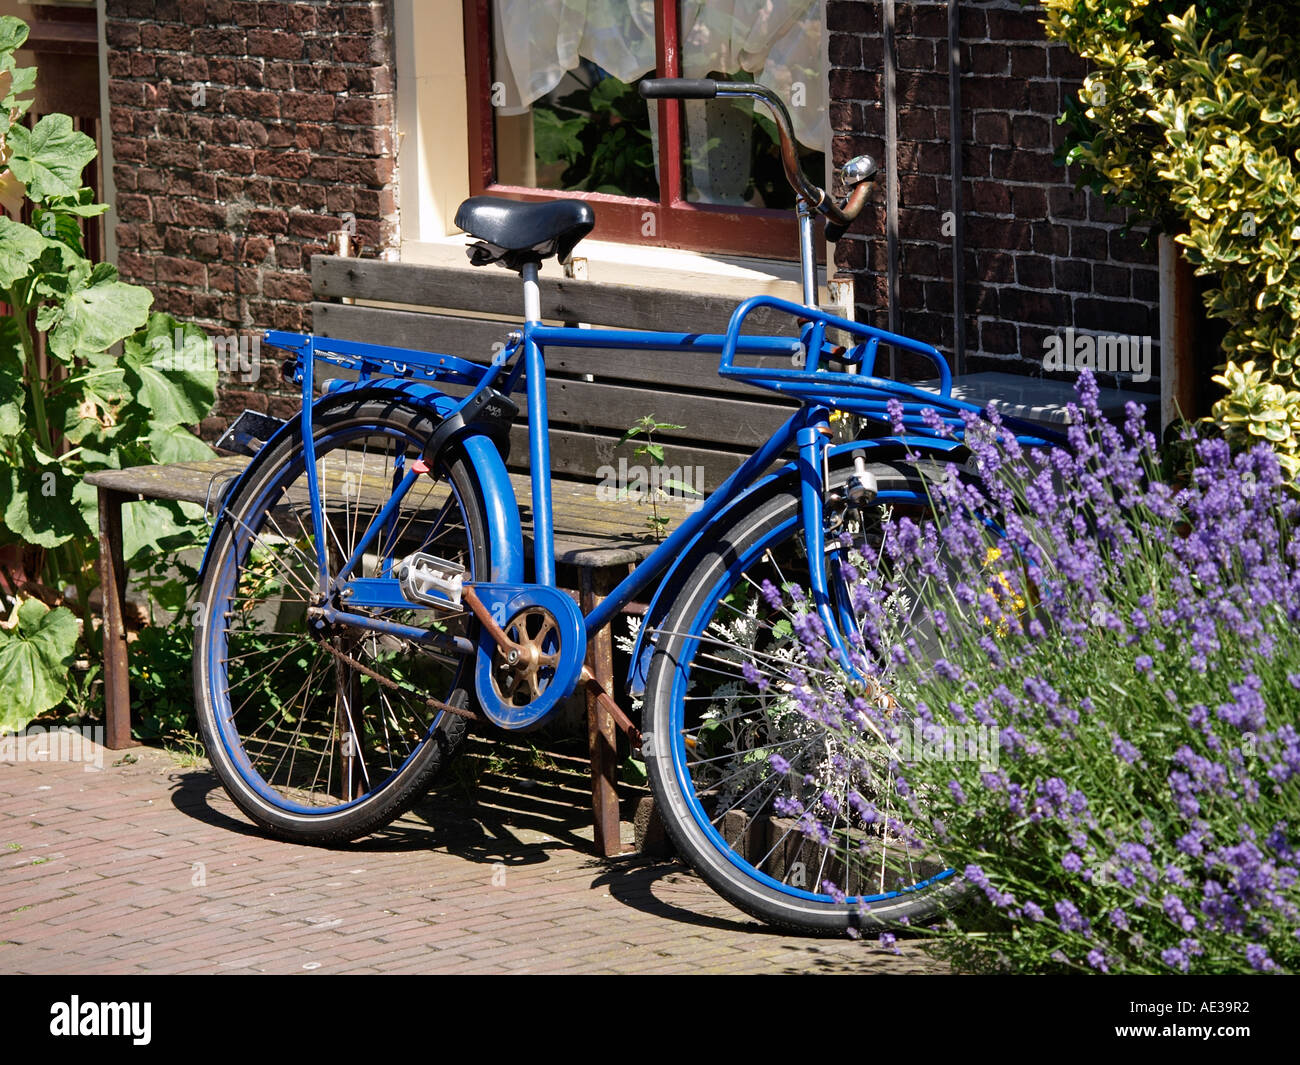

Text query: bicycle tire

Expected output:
[194,391,490,844]
[642,462,966,934]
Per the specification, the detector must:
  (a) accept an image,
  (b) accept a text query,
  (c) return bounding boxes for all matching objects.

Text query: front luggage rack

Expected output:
[717,295,1068,448]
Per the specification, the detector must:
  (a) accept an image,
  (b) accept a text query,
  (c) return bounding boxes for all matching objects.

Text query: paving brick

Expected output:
[0,746,946,974]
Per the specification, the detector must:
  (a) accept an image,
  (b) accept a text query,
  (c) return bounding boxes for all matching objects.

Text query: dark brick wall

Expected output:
[104,0,399,430]
[829,0,1161,388]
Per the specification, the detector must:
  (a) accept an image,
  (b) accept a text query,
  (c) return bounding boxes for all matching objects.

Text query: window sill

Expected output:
[398,233,826,303]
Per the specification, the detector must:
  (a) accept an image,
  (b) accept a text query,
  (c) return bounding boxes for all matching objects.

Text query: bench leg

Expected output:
[97,487,137,750]
[580,567,621,858]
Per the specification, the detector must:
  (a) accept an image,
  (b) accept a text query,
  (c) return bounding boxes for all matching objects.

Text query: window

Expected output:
[463,0,827,258]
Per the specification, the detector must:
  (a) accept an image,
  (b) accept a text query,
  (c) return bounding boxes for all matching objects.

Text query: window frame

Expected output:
[462,0,822,260]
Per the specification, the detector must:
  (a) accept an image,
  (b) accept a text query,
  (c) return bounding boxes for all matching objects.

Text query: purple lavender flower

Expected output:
[1111,734,1140,764]
[1054,899,1089,934]
[774,360,1300,972]
[886,398,905,435]
[1162,894,1197,933]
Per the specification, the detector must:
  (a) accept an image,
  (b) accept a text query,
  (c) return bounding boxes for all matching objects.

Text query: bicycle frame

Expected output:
[251,287,1067,706]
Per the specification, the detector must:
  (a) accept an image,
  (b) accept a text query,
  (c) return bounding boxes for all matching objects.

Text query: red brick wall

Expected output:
[829,0,1160,387]
[104,0,398,428]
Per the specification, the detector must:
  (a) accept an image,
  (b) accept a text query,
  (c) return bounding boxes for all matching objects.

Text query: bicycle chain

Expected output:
[315,637,484,724]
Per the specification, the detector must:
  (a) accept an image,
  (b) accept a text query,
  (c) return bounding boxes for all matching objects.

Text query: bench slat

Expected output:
[311,256,799,336]
[84,457,248,502]
[506,425,764,492]
[311,301,797,400]
[84,458,690,566]
[545,377,792,449]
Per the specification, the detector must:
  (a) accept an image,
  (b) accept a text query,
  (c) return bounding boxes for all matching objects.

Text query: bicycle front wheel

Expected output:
[642,463,964,934]
[194,391,490,843]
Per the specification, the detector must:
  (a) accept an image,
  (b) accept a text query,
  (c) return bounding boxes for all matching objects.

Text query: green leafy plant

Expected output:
[616,414,700,542]
[1042,1,1300,478]
[533,74,658,198]
[0,598,77,730]
[1211,360,1300,479]
[0,15,215,729]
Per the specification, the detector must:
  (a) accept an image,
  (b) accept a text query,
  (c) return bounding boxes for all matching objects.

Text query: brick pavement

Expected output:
[0,731,946,975]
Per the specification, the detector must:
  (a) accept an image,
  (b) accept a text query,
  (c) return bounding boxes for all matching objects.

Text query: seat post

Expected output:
[521,260,542,323]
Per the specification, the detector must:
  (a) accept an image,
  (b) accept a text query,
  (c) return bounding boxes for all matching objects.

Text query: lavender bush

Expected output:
[789,374,1299,972]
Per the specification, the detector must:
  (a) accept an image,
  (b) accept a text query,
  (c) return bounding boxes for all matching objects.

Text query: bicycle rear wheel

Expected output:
[194,391,490,843]
[643,463,964,934]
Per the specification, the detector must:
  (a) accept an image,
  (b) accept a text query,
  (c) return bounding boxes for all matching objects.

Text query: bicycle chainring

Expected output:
[470,583,587,730]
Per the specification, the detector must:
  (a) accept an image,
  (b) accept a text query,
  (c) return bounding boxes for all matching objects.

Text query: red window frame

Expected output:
[462,0,811,260]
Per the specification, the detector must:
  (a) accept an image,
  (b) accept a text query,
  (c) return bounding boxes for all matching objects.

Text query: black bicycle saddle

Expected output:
[455,196,595,270]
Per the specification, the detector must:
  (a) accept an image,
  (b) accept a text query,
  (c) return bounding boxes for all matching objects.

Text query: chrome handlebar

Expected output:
[638,77,875,237]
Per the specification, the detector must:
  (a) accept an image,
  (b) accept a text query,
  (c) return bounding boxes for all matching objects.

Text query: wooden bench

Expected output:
[86,256,807,857]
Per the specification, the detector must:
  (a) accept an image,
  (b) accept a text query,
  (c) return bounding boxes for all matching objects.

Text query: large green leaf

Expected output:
[0,14,29,54]
[43,187,109,218]
[0,599,79,730]
[53,377,123,446]
[2,460,88,548]
[5,113,97,203]
[47,277,153,361]
[122,498,205,564]
[0,215,48,289]
[32,208,87,257]
[121,314,215,427]
[147,422,216,463]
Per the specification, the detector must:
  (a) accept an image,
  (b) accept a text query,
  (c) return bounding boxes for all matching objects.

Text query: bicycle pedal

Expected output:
[397,552,465,610]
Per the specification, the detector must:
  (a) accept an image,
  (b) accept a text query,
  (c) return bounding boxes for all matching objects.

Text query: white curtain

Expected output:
[492,0,658,114]
[492,0,824,205]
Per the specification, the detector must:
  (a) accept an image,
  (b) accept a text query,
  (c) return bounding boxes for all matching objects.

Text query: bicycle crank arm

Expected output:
[462,585,526,659]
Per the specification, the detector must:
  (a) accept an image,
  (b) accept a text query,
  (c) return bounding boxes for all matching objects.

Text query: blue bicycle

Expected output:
[193,79,1064,933]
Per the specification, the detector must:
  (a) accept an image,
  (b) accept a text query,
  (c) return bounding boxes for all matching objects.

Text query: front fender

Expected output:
[199,380,524,585]
[624,436,966,695]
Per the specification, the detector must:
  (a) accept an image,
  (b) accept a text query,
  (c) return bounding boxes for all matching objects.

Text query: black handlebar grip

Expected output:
[825,218,851,243]
[639,78,719,100]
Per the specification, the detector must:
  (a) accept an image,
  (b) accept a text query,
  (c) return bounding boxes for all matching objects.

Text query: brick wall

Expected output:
[829,0,1161,389]
[104,0,398,431]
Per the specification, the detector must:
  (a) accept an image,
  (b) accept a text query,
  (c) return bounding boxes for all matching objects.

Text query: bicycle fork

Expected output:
[797,405,871,673]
